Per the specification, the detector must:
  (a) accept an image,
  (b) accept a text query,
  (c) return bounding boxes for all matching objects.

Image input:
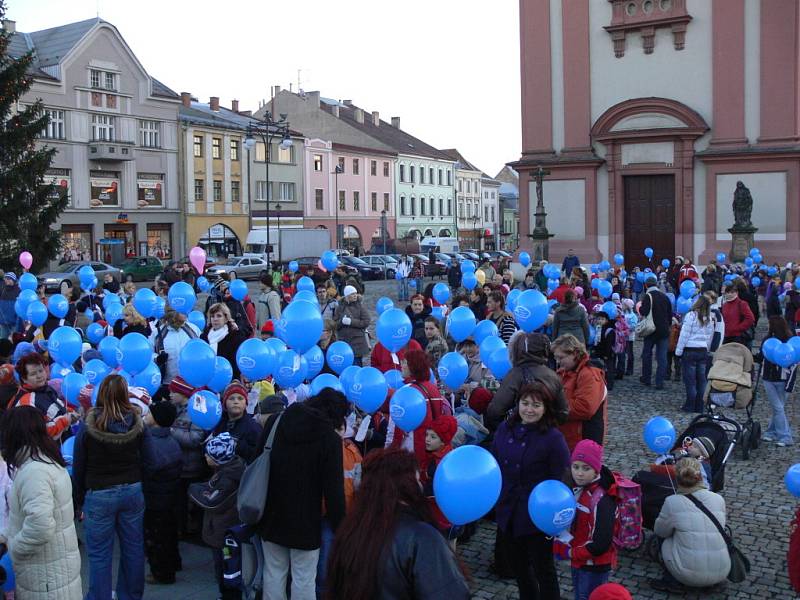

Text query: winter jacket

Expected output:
[42,307,77,340]
[739,288,760,325]
[112,320,152,339]
[488,312,519,344]
[333,298,370,357]
[201,325,249,380]
[341,439,363,514]
[193,457,245,549]
[492,422,570,536]
[387,380,449,472]
[469,300,487,322]
[701,271,722,294]
[639,287,673,340]
[654,488,730,587]
[376,511,470,600]
[405,305,432,349]
[0,283,20,327]
[141,426,183,510]
[721,297,755,341]
[224,297,254,338]
[674,310,714,356]
[6,452,82,600]
[562,255,581,275]
[170,401,209,479]
[10,384,72,440]
[557,356,607,450]
[447,263,461,290]
[593,323,616,361]
[424,333,449,368]
[370,340,423,373]
[213,412,263,464]
[149,321,200,383]
[257,402,345,550]
[552,301,590,346]
[567,466,617,572]
[255,289,282,329]
[319,298,339,322]
[549,284,572,306]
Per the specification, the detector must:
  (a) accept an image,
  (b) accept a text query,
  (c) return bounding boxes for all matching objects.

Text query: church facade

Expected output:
[512,0,800,267]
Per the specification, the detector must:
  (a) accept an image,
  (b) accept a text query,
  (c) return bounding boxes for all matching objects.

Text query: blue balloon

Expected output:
[105,302,124,325]
[26,300,47,326]
[644,247,654,258]
[376,308,412,353]
[590,278,600,289]
[376,297,394,315]
[788,337,800,363]
[599,260,611,272]
[635,272,646,284]
[187,389,223,430]
[339,365,361,400]
[676,295,693,315]
[753,253,763,264]
[81,275,98,292]
[117,369,134,385]
[297,276,315,293]
[666,292,676,310]
[547,279,558,292]
[395,270,403,280]
[600,301,618,320]
[168,281,197,314]
[762,337,781,362]
[619,269,628,281]
[643,416,676,454]
[513,289,549,332]
[293,289,318,305]
[744,257,754,268]
[133,288,157,318]
[434,446,502,525]
[773,342,797,368]
[303,345,325,379]
[178,339,216,387]
[86,322,106,345]
[78,264,94,282]
[461,272,478,290]
[431,306,446,322]
[613,253,624,266]
[716,252,726,263]
[479,335,506,361]
[1,544,15,592]
[473,320,499,346]
[118,332,152,376]
[236,338,274,380]
[768,266,778,276]
[83,358,111,385]
[326,340,354,374]
[280,299,323,353]
[102,293,122,311]
[506,289,521,313]
[229,279,248,301]
[61,434,76,465]
[590,264,599,274]
[275,349,309,388]
[519,252,531,267]
[461,260,475,273]
[98,336,120,367]
[351,367,389,413]
[432,282,451,304]
[49,362,73,380]
[48,326,83,365]
[447,306,476,343]
[288,260,299,273]
[750,247,760,258]
[661,259,671,269]
[47,293,69,318]
[679,279,696,299]
[62,372,88,406]
[197,276,211,292]
[207,356,234,393]
[188,310,205,331]
[751,276,761,287]
[437,352,469,389]
[19,272,37,291]
[321,250,339,271]
[310,372,344,395]
[384,369,404,389]
[528,480,577,536]
[487,347,512,379]
[15,288,37,319]
[409,280,417,289]
[596,280,613,299]
[264,337,287,356]
[389,384,426,432]
[786,464,800,498]
[132,361,162,395]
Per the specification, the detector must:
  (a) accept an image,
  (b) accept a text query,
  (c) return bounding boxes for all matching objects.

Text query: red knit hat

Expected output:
[571,439,604,473]
[261,320,275,334]
[468,387,492,415]
[168,375,195,398]
[223,380,248,403]
[588,583,632,600]
[429,415,458,445]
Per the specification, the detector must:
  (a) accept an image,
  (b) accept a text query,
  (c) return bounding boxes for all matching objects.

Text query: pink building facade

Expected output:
[303,139,396,250]
[513,0,800,266]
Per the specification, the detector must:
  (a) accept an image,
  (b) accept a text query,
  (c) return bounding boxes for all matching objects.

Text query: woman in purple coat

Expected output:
[491,380,570,600]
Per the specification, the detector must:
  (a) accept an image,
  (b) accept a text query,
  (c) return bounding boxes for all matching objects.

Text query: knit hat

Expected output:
[256,394,286,416]
[261,320,275,334]
[82,348,102,364]
[588,582,632,600]
[149,400,177,427]
[690,436,715,459]
[205,432,237,465]
[622,298,635,309]
[343,285,357,297]
[128,386,152,416]
[168,375,195,398]
[223,380,248,403]
[611,293,620,303]
[468,387,493,415]
[0,364,14,385]
[571,439,603,473]
[429,415,458,446]
[3,273,16,282]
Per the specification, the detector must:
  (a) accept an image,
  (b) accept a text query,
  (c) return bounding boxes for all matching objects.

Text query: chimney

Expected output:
[391,117,401,128]
[210,96,220,111]
[354,108,364,124]
[332,105,340,118]
[180,92,191,108]
[343,99,353,106]
[372,111,380,126]
[231,99,239,112]
[239,110,252,117]
[274,85,281,96]
[2,20,15,33]
[308,91,321,107]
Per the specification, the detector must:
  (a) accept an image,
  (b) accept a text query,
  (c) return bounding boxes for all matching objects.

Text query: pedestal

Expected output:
[728,227,757,263]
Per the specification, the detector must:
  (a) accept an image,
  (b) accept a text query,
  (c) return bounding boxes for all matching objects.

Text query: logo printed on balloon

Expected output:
[351,383,363,393]
[330,354,344,365]
[238,356,256,370]
[390,404,406,420]
[171,297,185,308]
[85,370,97,381]
[393,326,409,339]
[553,508,576,529]
[439,367,449,378]
[116,348,123,362]
[514,306,531,321]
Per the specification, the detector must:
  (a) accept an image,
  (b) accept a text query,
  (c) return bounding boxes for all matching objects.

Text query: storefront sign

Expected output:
[137,173,163,207]
[90,170,119,207]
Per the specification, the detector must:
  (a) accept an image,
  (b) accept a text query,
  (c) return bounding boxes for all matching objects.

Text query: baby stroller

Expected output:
[634,412,738,530]
[703,342,762,459]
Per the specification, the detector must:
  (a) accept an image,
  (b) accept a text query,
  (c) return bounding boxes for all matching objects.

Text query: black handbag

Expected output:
[686,494,750,583]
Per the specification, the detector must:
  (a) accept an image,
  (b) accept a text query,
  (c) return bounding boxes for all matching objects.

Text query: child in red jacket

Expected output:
[421,415,459,546]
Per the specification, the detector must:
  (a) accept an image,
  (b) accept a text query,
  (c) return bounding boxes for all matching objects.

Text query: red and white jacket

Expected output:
[569,466,618,571]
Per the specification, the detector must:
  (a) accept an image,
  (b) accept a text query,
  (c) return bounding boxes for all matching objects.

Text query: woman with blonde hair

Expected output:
[114,303,152,338]
[202,302,248,379]
[72,374,147,599]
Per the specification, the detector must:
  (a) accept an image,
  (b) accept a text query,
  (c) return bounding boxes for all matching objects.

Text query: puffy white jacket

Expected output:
[6,454,82,599]
[675,310,715,356]
[655,488,730,587]
[149,322,201,383]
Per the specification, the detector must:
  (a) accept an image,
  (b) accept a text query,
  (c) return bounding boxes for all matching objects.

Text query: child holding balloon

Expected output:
[754,316,797,447]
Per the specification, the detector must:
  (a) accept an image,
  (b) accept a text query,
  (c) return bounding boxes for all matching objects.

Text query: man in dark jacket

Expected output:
[0,273,20,339]
[447,259,462,290]
[639,275,673,389]
[561,249,581,276]
[257,388,348,600]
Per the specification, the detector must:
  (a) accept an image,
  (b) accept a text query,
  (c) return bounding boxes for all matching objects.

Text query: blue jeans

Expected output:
[84,482,145,600]
[397,278,409,301]
[315,519,335,599]
[641,335,668,387]
[763,379,794,444]
[571,567,609,600]
[681,349,708,412]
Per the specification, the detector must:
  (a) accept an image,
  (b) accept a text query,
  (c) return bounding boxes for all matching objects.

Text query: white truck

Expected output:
[245,228,331,264]
[420,236,460,254]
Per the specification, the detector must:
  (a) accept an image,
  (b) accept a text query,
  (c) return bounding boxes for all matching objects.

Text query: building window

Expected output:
[213,180,222,202]
[89,170,120,207]
[429,167,434,184]
[256,181,271,201]
[439,198,444,215]
[338,156,345,171]
[230,140,240,161]
[194,179,204,201]
[420,196,426,215]
[278,144,293,163]
[137,173,163,206]
[138,120,160,148]
[146,224,172,260]
[458,179,463,192]
[491,191,496,199]
[448,198,452,215]
[399,164,405,182]
[353,190,360,210]
[42,109,65,140]
[467,204,471,218]
[255,142,267,162]
[410,166,415,183]
[438,169,443,185]
[400,196,406,215]
[430,198,435,215]
[485,206,489,221]
[91,114,115,141]
[231,180,240,202]
[339,190,346,210]
[90,69,101,88]
[410,197,416,215]
[370,160,377,176]
[193,135,203,157]
[420,168,425,184]
[104,72,116,91]
[447,170,452,186]
[384,193,390,211]
[315,188,324,210]
[491,206,495,221]
[313,154,323,172]
[371,191,377,211]
[212,138,222,159]
[352,158,359,175]
[383,161,390,177]
[278,182,295,201]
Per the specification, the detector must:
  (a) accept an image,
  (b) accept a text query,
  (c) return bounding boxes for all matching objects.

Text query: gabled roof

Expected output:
[440,148,481,172]
[181,102,303,136]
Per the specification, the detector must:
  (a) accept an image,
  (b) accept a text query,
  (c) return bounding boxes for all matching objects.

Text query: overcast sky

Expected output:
[10,0,521,177]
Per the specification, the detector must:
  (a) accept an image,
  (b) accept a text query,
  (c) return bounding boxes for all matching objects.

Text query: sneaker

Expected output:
[761,434,776,443]
[777,440,794,447]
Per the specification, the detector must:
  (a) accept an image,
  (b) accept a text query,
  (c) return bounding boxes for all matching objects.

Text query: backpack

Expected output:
[588,471,643,550]
[613,318,629,354]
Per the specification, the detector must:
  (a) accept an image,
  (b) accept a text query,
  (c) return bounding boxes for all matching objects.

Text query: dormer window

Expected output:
[90,68,117,91]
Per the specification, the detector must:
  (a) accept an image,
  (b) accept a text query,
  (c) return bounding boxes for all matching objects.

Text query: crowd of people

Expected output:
[0,247,795,600]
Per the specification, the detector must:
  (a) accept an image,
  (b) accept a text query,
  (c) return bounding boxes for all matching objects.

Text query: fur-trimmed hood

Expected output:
[85,408,144,444]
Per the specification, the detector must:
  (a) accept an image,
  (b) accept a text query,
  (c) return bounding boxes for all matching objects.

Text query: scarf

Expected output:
[207,324,229,353]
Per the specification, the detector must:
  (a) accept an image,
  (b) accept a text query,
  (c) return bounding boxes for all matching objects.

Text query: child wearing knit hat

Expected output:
[421,415,460,545]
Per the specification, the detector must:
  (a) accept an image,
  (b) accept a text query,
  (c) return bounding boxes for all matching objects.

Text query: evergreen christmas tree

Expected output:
[0,1,66,273]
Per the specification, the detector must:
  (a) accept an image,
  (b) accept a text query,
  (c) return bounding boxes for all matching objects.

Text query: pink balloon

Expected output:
[19,251,32,270]
[189,246,207,274]
[574,286,584,296]
[317,260,327,273]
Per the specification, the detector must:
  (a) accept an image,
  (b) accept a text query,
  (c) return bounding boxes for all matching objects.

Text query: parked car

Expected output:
[120,256,164,282]
[205,256,270,281]
[487,250,512,260]
[339,255,383,280]
[176,255,217,272]
[289,257,359,278]
[409,254,447,277]
[459,251,481,262]
[38,261,121,293]
[361,255,398,279]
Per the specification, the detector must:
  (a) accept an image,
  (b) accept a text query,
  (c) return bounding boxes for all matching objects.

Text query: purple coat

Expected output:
[491,422,570,537]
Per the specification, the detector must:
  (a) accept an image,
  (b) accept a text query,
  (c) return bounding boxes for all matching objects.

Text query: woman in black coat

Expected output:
[113,303,152,338]
[201,303,248,380]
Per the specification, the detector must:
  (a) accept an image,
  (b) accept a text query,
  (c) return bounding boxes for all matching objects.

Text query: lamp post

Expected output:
[333,164,344,249]
[244,112,292,270]
[274,203,282,265]
[380,209,388,279]
[471,214,480,249]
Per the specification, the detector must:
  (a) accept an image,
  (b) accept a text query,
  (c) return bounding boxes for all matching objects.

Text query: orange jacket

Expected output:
[342,439,363,514]
[557,356,607,451]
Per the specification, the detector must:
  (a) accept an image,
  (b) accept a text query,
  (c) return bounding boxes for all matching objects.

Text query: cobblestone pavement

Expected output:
[81,278,799,599]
